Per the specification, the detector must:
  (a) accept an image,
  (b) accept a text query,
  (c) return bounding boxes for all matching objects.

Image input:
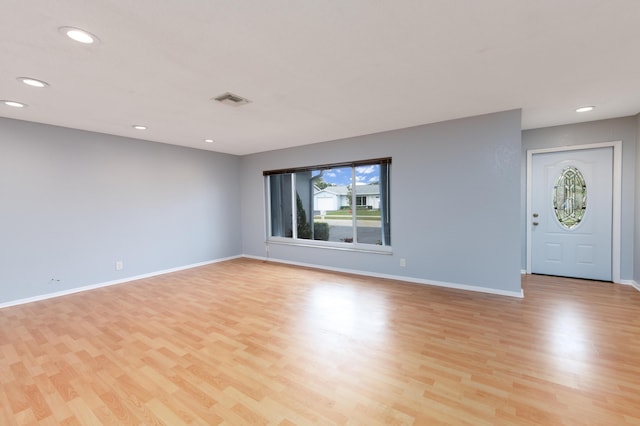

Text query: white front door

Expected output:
[530,147,613,281]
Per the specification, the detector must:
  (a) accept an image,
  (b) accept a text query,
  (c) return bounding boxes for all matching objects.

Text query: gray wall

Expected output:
[522,116,637,280]
[636,114,640,284]
[0,118,241,304]
[240,110,523,294]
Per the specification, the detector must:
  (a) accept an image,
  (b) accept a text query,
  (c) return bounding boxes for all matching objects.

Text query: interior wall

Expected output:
[0,117,242,305]
[636,113,640,285]
[521,116,637,281]
[240,110,523,295]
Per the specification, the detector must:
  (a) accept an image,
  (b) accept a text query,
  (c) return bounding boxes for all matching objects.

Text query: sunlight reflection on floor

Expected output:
[304,284,389,345]
[547,303,593,377]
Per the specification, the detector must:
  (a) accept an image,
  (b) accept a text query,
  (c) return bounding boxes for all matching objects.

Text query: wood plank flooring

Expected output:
[1,258,639,425]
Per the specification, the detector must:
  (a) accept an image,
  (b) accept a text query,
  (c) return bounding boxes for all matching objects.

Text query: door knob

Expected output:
[532,213,539,217]
[533,221,539,226]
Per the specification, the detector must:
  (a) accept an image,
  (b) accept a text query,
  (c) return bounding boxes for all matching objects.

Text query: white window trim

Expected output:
[267,236,393,254]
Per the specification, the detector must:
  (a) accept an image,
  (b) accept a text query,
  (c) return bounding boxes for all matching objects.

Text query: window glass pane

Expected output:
[266,159,390,247]
[269,174,293,237]
[354,164,385,245]
[379,162,391,245]
[312,167,354,242]
[294,171,314,240]
[553,166,587,229]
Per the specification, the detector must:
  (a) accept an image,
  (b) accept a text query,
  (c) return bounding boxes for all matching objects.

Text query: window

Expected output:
[553,166,587,229]
[265,158,391,250]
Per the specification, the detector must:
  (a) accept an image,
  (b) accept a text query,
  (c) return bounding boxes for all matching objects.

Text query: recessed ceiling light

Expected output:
[132,125,147,130]
[204,139,214,143]
[2,100,27,108]
[17,77,49,88]
[576,106,595,113]
[59,26,99,44]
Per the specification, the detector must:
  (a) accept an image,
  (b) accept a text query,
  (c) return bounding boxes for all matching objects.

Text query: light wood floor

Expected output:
[1,259,639,425]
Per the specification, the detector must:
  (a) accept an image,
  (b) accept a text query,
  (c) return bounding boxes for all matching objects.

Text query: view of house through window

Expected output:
[265,158,391,247]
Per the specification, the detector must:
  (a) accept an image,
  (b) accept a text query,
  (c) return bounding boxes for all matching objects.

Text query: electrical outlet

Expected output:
[400,258,406,267]
[115,261,123,271]
[50,278,61,284]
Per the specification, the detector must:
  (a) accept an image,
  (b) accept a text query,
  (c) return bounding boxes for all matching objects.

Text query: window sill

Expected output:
[266,238,393,255]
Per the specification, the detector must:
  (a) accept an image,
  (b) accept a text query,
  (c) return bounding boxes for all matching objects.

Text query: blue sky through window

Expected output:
[314,165,380,186]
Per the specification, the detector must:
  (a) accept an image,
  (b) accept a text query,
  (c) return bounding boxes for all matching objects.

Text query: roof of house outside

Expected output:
[314,184,379,196]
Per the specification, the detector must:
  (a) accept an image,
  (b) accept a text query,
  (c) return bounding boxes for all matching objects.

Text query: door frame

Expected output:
[526,141,622,283]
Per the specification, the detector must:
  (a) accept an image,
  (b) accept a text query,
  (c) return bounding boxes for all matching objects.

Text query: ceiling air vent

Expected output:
[212,92,251,107]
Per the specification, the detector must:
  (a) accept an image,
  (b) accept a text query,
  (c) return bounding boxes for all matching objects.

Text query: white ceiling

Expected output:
[1,1,639,156]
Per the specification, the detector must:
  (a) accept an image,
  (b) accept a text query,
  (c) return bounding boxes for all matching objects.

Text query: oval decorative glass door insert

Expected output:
[553,166,587,229]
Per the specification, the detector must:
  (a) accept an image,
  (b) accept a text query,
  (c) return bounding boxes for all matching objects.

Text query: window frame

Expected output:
[264,158,392,254]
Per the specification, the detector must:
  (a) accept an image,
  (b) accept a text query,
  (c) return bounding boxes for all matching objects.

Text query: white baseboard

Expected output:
[521,269,527,275]
[620,279,640,292]
[0,255,243,310]
[244,255,524,298]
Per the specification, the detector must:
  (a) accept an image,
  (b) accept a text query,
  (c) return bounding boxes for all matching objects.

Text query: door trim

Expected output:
[526,141,622,283]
